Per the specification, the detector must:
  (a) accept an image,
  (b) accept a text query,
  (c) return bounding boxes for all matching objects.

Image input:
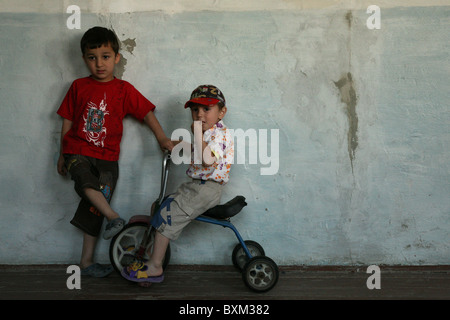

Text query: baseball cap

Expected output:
[184,85,226,108]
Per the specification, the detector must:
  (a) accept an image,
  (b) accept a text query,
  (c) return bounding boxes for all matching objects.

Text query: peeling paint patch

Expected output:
[334,72,358,171]
[115,55,126,79]
[115,38,137,79]
[122,38,137,54]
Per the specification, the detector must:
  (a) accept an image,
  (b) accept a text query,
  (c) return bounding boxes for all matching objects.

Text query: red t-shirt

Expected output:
[57,77,155,161]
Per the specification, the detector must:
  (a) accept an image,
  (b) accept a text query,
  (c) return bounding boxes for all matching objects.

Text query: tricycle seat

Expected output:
[201,196,247,220]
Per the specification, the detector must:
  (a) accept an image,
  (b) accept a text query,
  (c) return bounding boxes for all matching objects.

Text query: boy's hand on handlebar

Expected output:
[158,136,176,152]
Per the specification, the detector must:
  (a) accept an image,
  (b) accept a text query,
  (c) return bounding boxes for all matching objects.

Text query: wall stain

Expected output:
[345,10,352,28]
[334,72,358,172]
[115,38,137,79]
[122,38,137,54]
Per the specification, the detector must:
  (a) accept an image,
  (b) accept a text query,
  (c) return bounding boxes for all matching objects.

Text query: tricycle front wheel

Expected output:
[109,222,170,275]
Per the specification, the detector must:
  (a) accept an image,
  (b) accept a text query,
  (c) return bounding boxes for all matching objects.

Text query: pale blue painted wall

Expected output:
[0,5,449,265]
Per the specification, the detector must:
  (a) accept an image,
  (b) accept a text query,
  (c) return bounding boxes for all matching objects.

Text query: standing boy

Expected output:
[57,27,173,277]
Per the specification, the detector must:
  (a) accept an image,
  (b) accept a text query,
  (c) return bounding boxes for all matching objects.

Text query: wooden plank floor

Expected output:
[0,265,449,301]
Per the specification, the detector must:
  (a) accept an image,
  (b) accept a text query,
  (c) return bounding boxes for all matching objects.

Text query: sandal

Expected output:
[121,261,164,283]
[81,263,114,277]
[103,217,125,240]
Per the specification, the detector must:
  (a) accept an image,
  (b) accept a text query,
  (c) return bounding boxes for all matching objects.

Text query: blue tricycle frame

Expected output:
[109,152,279,292]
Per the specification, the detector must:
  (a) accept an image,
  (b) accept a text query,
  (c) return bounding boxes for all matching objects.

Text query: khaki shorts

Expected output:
[150,180,223,240]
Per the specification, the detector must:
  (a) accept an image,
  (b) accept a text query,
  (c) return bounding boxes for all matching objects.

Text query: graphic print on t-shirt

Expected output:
[83,93,109,147]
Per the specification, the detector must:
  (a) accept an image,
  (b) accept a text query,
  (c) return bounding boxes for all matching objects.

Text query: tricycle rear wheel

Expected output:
[232,240,265,271]
[242,256,279,293]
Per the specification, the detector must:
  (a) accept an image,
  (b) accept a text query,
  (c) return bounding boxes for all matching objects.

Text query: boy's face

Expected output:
[190,104,227,132]
[83,43,120,82]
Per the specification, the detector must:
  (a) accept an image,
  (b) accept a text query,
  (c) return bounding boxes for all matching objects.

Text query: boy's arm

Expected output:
[143,111,174,152]
[57,118,72,176]
[191,121,216,167]
[200,140,215,167]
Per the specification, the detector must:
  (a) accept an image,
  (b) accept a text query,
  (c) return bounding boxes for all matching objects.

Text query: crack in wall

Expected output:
[334,72,358,172]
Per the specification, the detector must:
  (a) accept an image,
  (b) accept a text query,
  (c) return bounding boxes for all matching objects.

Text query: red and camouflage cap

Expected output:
[184,85,226,108]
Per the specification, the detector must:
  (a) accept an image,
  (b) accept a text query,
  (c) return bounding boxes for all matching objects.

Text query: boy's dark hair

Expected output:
[80,27,120,55]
